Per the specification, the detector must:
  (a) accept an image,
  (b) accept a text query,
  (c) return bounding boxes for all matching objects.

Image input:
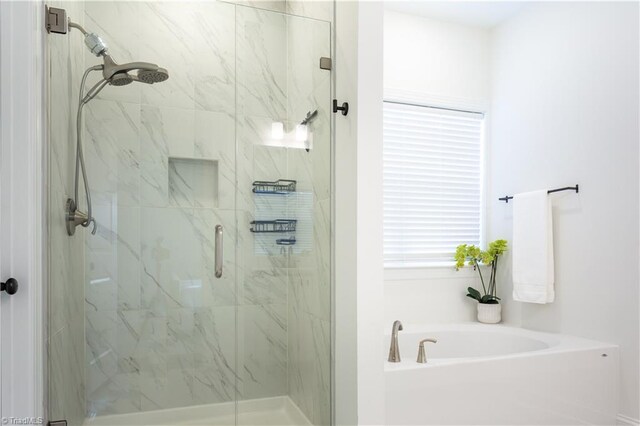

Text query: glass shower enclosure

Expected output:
[46,2,332,425]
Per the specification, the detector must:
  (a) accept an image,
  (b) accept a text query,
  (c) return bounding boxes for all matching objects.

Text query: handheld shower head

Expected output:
[64,16,170,237]
[101,55,169,85]
[67,20,169,87]
[138,68,169,84]
[109,73,134,86]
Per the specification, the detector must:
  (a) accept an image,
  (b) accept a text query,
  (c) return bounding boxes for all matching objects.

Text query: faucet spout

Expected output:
[388,320,403,362]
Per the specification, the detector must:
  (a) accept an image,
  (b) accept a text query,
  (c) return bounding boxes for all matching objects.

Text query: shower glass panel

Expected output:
[235,7,332,426]
[46,1,331,426]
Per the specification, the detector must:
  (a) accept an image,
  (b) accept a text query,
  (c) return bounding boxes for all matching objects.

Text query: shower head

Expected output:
[67,20,169,87]
[101,55,169,86]
[109,73,134,86]
[64,18,170,237]
[138,68,170,84]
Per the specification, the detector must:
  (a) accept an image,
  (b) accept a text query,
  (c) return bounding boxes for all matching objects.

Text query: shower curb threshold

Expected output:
[83,395,312,426]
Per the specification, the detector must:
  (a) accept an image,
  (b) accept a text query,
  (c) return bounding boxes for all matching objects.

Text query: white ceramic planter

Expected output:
[477,303,502,324]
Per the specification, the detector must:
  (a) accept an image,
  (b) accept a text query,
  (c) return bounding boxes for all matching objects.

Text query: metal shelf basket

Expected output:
[252,179,297,194]
[250,219,297,233]
[276,237,296,246]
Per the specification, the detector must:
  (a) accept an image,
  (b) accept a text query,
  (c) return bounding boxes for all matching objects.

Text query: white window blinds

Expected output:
[383,101,484,267]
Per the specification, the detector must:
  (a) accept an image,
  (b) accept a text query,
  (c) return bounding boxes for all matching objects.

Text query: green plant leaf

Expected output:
[467,287,482,301]
[456,240,508,302]
[480,295,500,304]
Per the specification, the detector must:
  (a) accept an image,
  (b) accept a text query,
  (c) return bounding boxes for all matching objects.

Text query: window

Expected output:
[383,101,484,267]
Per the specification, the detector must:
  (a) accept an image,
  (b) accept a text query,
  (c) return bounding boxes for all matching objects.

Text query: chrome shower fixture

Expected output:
[300,109,318,152]
[101,55,169,86]
[57,16,170,236]
[300,109,318,126]
[69,20,109,56]
[68,19,169,87]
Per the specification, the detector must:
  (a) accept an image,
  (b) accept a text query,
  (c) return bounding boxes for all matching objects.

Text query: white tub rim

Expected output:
[384,322,618,370]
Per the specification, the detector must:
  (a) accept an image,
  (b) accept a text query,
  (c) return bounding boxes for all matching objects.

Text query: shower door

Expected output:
[46,1,242,421]
[46,2,331,425]
[235,7,332,426]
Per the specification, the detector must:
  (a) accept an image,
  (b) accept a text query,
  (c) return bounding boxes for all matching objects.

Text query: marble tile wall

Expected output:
[284,15,332,426]
[235,10,332,425]
[75,0,331,422]
[82,1,241,416]
[235,6,290,404]
[230,0,334,23]
[47,1,87,425]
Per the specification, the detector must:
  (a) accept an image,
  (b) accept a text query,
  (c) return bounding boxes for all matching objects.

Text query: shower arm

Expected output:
[69,18,109,59]
[68,20,88,36]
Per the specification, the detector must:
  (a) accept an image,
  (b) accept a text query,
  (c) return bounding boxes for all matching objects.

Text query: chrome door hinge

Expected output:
[319,57,332,70]
[45,5,68,34]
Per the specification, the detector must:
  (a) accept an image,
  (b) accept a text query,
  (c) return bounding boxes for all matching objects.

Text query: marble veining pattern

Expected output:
[83,1,242,415]
[283,13,331,426]
[47,1,87,425]
[71,1,333,423]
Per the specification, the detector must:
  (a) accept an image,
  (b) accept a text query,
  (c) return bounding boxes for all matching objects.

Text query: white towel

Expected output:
[512,190,555,303]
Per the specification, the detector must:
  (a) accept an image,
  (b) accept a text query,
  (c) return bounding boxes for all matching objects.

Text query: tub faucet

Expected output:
[416,338,437,363]
[388,320,403,362]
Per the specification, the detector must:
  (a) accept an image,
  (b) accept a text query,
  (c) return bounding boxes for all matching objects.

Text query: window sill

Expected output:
[384,264,479,281]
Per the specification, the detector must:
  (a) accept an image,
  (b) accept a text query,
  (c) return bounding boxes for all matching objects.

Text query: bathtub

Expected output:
[385,323,618,425]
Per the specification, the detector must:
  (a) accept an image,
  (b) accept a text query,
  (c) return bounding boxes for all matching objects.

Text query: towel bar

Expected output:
[499,185,579,203]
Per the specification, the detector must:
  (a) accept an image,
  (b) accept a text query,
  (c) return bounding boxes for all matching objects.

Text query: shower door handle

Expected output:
[215,225,223,278]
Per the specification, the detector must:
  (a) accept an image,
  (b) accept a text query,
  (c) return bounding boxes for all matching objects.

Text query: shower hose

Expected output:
[72,64,109,235]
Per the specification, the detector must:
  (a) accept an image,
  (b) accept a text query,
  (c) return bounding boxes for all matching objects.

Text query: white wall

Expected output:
[383,11,491,326]
[0,0,46,420]
[334,1,384,425]
[332,2,358,425]
[384,11,490,106]
[355,3,386,424]
[334,2,359,424]
[335,2,385,425]
[384,268,480,325]
[489,2,639,421]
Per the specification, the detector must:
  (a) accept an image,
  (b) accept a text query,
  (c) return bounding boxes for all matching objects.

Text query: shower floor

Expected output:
[84,396,311,426]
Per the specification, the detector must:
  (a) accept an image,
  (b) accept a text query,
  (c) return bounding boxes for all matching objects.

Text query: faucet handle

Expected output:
[417,338,437,363]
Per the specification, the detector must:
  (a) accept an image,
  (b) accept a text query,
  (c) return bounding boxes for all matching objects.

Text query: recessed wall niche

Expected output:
[168,157,219,208]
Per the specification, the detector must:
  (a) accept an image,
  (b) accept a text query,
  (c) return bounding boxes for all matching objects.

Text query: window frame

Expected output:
[382,91,489,274]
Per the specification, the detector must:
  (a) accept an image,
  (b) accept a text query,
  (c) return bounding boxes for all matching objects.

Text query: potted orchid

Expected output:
[455,239,508,323]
